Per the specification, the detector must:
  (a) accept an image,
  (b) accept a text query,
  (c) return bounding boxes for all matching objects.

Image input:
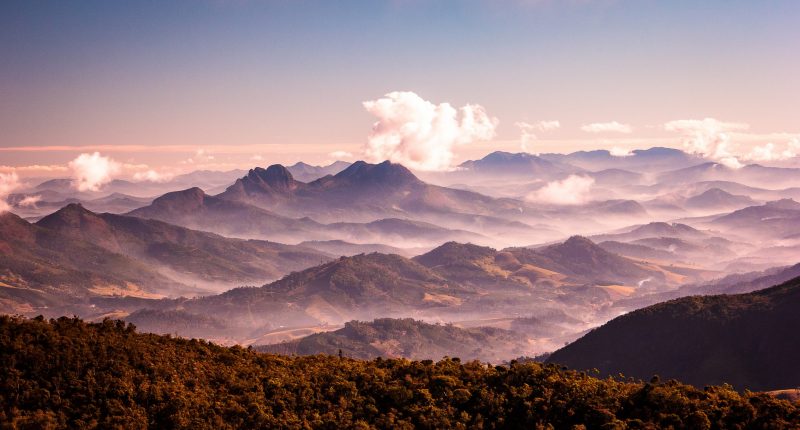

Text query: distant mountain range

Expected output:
[548,275,800,391]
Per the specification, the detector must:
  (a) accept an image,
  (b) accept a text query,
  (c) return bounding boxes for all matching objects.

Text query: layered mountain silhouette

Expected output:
[548,275,800,390]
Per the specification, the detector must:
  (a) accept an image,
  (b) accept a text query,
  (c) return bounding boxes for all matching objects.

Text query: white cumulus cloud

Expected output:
[515,120,560,152]
[132,169,173,183]
[69,152,122,192]
[527,174,595,205]
[0,172,21,212]
[581,121,633,134]
[664,118,749,169]
[363,91,498,171]
[745,138,800,162]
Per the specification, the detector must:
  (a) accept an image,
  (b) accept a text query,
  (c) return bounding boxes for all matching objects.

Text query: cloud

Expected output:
[609,146,633,157]
[328,151,354,160]
[17,195,42,208]
[182,149,216,165]
[664,118,749,169]
[250,155,264,162]
[581,121,633,134]
[363,91,498,171]
[132,169,173,183]
[0,172,21,212]
[68,152,122,191]
[527,174,595,205]
[515,120,560,152]
[745,138,800,162]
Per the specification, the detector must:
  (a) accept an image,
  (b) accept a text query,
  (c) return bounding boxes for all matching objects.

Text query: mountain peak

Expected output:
[37,203,99,228]
[414,241,496,267]
[248,164,298,190]
[150,187,207,210]
[334,160,420,186]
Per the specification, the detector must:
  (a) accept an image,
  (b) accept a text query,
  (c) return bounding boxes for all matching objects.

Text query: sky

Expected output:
[1,0,799,178]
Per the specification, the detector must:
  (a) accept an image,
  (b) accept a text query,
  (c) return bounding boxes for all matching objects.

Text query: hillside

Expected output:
[38,203,330,289]
[548,275,800,391]
[127,187,326,242]
[256,318,526,362]
[1,316,797,429]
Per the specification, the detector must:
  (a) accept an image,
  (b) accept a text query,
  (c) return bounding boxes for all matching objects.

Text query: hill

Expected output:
[37,203,330,290]
[548,275,800,390]
[1,316,797,429]
[256,318,526,362]
[127,187,326,242]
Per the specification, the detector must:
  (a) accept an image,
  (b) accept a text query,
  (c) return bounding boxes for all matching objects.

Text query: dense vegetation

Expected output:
[2,316,798,429]
[548,276,800,391]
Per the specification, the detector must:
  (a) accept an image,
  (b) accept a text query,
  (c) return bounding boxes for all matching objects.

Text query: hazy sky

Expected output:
[1,0,798,176]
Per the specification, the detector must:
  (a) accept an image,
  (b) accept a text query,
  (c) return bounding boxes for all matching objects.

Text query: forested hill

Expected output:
[1,316,798,429]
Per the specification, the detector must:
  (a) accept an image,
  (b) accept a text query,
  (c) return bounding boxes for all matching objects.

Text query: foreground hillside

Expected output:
[1,316,798,429]
[548,275,800,391]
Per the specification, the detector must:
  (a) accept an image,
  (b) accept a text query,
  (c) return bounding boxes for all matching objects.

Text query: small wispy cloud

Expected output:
[132,169,174,183]
[328,151,354,160]
[515,120,560,152]
[17,195,42,208]
[527,174,595,205]
[363,91,498,171]
[0,172,21,212]
[581,121,633,134]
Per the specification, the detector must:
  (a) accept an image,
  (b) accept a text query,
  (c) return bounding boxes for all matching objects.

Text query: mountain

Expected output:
[591,222,709,243]
[711,199,800,230]
[684,188,756,211]
[127,187,326,242]
[4,316,795,429]
[256,318,527,362]
[541,147,700,172]
[548,275,800,390]
[456,151,578,179]
[286,161,351,182]
[217,161,529,224]
[297,240,418,257]
[38,203,330,290]
[176,252,466,329]
[0,210,183,312]
[325,218,488,247]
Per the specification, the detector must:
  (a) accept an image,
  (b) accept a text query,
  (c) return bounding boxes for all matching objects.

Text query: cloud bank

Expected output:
[515,120,560,152]
[745,138,800,162]
[664,118,749,169]
[528,174,595,205]
[363,91,498,171]
[0,172,21,212]
[581,121,633,134]
[69,152,121,191]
